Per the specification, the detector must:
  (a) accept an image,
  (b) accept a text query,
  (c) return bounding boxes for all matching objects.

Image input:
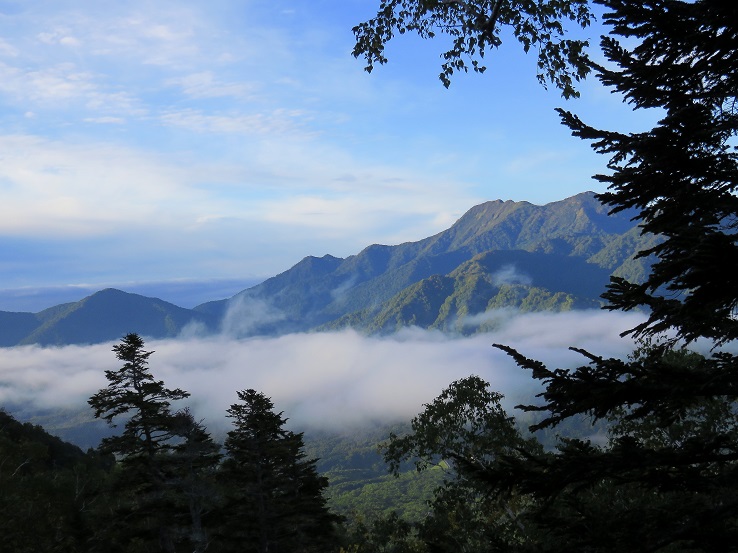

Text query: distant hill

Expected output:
[0,192,655,346]
[0,288,219,347]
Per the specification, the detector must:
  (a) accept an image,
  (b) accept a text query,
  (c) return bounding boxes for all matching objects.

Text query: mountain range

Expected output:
[0,192,655,347]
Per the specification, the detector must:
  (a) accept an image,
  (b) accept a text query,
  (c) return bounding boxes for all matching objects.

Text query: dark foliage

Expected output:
[352,0,593,96]
[214,389,340,553]
[0,409,111,553]
[560,0,738,346]
[467,1,738,551]
[88,333,194,552]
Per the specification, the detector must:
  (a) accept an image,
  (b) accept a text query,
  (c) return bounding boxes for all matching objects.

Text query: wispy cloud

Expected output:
[159,108,312,136]
[0,37,19,57]
[37,27,82,47]
[0,0,658,300]
[166,71,258,100]
[0,135,201,235]
[493,265,532,286]
[83,116,126,125]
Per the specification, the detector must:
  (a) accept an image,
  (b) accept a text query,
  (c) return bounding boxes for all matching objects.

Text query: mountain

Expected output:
[195,191,651,336]
[322,249,611,334]
[0,288,219,347]
[0,192,654,347]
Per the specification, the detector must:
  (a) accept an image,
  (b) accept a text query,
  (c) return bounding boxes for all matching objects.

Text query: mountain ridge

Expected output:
[0,192,652,346]
[0,288,220,347]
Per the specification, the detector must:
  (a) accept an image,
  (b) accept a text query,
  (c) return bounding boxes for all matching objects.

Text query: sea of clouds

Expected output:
[0,310,648,436]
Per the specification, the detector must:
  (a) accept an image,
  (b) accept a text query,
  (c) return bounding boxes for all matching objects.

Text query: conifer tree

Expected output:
[215,389,339,553]
[88,333,190,553]
[475,1,738,550]
[168,408,221,553]
[358,0,738,550]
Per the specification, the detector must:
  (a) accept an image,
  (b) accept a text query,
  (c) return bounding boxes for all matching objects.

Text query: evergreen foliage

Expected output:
[0,409,110,553]
[88,333,193,552]
[6,0,738,551]
[421,1,738,551]
[4,335,349,552]
[167,408,222,553]
[215,389,339,553]
[355,0,738,551]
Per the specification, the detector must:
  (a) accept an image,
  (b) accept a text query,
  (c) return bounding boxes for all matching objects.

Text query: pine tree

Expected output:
[168,408,221,553]
[356,0,738,550]
[88,333,191,553]
[473,1,738,550]
[215,389,339,553]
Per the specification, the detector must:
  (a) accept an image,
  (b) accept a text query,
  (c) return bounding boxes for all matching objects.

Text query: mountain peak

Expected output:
[0,192,650,346]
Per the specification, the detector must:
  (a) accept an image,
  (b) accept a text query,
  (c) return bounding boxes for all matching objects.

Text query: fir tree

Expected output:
[88,333,190,553]
[478,1,738,550]
[215,389,339,553]
[168,408,221,553]
[357,0,738,550]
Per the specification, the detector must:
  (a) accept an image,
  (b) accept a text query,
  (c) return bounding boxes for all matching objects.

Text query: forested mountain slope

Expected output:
[0,192,652,346]
[198,191,650,336]
[0,288,219,347]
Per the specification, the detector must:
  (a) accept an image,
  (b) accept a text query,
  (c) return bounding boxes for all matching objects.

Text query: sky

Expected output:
[0,0,657,311]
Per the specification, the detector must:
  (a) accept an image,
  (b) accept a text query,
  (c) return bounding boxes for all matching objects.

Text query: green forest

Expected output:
[3,0,738,551]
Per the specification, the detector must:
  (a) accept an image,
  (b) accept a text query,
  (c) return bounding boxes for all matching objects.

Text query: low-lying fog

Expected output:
[0,310,648,435]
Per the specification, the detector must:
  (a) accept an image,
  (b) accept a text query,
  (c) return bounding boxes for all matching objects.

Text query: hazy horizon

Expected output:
[0,276,265,312]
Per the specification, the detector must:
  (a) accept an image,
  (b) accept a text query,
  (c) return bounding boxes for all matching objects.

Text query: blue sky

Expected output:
[0,0,649,311]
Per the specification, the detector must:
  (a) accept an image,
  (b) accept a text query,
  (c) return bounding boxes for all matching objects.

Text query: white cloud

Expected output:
[159,108,311,136]
[0,61,91,101]
[37,28,81,47]
[0,60,142,114]
[0,134,203,235]
[166,71,258,100]
[53,8,204,68]
[0,131,477,251]
[83,116,126,124]
[0,37,19,57]
[493,265,532,286]
[0,311,647,434]
[220,296,286,338]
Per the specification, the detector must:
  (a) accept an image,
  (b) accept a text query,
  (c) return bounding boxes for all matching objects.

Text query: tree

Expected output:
[89,334,190,460]
[463,1,738,550]
[357,0,738,550]
[570,0,738,346]
[0,409,110,553]
[381,376,543,552]
[88,333,191,553]
[167,408,221,553]
[353,0,594,96]
[215,389,339,553]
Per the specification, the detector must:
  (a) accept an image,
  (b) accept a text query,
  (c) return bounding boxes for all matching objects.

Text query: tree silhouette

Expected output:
[215,389,339,553]
[88,333,190,552]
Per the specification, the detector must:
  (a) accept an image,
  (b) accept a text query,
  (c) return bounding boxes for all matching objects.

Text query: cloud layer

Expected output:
[0,310,647,434]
